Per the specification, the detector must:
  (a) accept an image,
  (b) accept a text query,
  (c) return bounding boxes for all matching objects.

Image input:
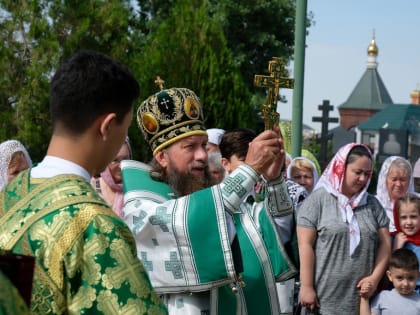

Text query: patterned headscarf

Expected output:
[314,143,373,256]
[285,178,309,210]
[0,140,32,190]
[375,156,416,232]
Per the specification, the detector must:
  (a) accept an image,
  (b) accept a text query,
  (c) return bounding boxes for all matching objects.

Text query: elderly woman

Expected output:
[375,156,418,232]
[91,137,132,217]
[287,157,319,193]
[207,152,225,184]
[0,140,32,190]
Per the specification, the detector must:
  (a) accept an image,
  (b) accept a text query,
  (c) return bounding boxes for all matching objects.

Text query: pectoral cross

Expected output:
[254,57,294,130]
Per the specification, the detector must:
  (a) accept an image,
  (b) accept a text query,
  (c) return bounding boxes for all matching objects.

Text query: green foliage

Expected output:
[0,0,141,161]
[0,0,308,162]
[134,0,258,161]
[211,0,298,91]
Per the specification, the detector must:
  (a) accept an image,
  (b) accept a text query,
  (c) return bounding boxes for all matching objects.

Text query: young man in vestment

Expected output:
[0,51,167,314]
[122,86,294,314]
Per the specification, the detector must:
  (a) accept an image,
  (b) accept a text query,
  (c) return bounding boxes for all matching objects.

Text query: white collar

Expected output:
[31,156,90,182]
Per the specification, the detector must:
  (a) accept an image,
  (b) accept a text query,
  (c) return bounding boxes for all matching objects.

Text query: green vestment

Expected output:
[0,170,167,315]
[122,160,297,315]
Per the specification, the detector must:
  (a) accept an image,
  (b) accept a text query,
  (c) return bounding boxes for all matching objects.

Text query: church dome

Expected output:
[367,37,378,56]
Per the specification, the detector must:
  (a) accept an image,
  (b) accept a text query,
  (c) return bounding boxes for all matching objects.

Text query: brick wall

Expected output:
[338,108,378,130]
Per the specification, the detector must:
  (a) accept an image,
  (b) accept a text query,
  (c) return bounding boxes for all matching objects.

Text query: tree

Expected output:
[135,0,259,161]
[210,0,300,90]
[0,0,142,161]
[0,0,311,161]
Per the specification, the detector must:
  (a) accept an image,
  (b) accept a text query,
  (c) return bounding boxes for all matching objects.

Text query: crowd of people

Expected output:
[1,50,420,314]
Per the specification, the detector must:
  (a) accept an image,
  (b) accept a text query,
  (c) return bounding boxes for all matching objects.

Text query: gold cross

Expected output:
[155,76,165,91]
[254,57,294,130]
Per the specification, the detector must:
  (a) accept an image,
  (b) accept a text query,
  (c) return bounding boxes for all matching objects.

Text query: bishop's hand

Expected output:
[244,125,284,179]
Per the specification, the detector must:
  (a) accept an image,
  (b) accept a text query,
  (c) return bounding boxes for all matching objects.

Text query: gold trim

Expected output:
[3,195,104,251]
[21,216,66,314]
[31,262,66,314]
[49,204,112,290]
[0,173,88,226]
[149,119,204,145]
[152,130,208,155]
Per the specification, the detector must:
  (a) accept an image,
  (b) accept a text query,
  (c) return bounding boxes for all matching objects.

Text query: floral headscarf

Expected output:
[0,140,32,190]
[315,143,373,255]
[375,156,416,232]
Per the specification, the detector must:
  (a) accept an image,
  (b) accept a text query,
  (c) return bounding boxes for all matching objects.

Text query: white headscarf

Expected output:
[0,140,32,189]
[287,156,319,192]
[375,156,416,232]
[414,158,420,178]
[206,128,225,145]
[315,143,373,256]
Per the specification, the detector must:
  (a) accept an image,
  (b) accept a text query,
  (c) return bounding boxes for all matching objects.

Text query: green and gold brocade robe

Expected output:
[0,170,167,315]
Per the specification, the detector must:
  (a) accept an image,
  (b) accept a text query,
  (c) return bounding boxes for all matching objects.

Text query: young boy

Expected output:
[360,248,420,314]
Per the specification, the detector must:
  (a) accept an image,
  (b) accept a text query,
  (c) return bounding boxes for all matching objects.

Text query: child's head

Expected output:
[219,128,256,174]
[396,195,420,236]
[386,248,419,296]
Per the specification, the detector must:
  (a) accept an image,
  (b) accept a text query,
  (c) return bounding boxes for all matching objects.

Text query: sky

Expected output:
[280,1,420,132]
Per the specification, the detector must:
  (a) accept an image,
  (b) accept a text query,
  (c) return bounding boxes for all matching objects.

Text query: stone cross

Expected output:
[312,100,339,170]
[254,57,294,130]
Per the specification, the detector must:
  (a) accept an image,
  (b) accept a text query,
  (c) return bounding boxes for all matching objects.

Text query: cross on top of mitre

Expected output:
[254,57,294,130]
[155,76,165,91]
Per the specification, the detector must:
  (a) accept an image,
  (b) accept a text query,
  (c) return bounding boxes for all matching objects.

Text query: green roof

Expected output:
[358,104,420,130]
[338,68,393,110]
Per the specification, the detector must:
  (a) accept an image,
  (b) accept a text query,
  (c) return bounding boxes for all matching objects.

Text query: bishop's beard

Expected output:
[150,158,215,196]
[167,163,213,196]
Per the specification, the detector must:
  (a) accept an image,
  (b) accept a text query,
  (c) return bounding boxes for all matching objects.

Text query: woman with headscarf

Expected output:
[297,143,390,314]
[91,137,132,217]
[375,156,418,233]
[287,157,319,193]
[0,140,32,190]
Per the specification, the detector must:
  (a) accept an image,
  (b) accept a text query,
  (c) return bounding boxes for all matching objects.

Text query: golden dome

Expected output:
[367,37,378,56]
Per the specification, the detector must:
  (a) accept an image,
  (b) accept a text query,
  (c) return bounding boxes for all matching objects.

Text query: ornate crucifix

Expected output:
[254,57,294,130]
